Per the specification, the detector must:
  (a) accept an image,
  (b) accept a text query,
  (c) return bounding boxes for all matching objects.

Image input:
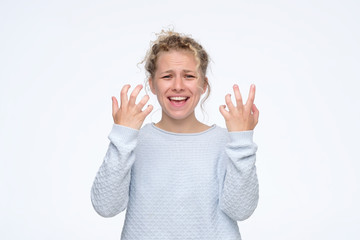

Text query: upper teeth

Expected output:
[170,97,187,101]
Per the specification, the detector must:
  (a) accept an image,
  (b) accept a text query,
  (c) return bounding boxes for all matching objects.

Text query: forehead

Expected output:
[156,50,197,72]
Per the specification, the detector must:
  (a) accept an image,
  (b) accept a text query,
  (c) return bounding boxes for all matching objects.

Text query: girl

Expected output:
[91,30,259,240]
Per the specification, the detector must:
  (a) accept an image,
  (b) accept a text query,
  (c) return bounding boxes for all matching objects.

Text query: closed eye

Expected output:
[162,75,171,79]
[185,75,196,79]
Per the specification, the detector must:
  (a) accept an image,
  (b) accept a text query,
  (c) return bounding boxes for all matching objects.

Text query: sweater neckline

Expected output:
[150,123,217,136]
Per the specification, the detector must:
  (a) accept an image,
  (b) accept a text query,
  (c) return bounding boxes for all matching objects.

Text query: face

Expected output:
[149,50,207,121]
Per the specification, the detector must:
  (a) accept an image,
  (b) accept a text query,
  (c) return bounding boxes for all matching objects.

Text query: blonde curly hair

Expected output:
[141,30,211,108]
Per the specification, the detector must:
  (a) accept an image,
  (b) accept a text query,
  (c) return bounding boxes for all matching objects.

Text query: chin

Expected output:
[163,110,194,121]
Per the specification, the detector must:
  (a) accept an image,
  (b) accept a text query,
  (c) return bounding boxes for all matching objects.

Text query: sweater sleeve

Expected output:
[90,124,138,218]
[219,130,259,221]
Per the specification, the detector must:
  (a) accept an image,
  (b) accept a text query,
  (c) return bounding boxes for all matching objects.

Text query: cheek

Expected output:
[188,82,205,95]
[152,81,166,95]
[156,84,169,95]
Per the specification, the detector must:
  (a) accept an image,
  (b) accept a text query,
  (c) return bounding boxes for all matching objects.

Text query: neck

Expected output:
[155,111,210,133]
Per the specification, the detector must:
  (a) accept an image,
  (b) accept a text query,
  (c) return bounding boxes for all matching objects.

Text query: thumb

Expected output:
[111,96,119,116]
[141,104,153,118]
[219,105,229,119]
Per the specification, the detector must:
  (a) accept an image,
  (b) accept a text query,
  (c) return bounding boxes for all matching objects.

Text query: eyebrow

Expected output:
[160,69,196,74]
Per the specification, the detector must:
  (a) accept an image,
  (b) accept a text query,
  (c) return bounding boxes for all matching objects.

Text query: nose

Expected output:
[172,74,185,91]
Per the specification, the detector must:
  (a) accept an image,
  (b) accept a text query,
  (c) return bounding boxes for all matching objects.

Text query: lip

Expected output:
[167,96,189,108]
[167,95,190,98]
[168,96,189,101]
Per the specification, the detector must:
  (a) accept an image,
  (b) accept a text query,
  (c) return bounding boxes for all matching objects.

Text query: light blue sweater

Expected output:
[91,123,259,240]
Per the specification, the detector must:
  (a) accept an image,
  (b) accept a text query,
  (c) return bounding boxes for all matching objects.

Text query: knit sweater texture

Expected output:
[91,123,259,240]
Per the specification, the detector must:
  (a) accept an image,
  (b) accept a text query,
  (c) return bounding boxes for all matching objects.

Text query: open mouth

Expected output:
[168,97,189,102]
[168,96,189,105]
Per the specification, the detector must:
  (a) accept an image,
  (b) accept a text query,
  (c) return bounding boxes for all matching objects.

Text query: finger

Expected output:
[120,84,131,106]
[233,84,244,108]
[252,103,259,124]
[136,94,150,111]
[140,104,153,118]
[245,84,256,107]
[129,84,143,106]
[219,105,230,119]
[225,94,236,111]
[112,96,119,116]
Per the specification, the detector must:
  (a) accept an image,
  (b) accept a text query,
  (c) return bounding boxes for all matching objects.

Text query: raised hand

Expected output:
[219,84,259,132]
[112,84,153,130]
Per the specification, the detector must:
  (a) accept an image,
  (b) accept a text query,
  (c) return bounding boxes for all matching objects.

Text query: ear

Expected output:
[202,77,208,94]
[149,77,156,95]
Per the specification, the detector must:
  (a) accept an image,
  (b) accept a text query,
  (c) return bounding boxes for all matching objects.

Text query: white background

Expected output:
[1,0,359,239]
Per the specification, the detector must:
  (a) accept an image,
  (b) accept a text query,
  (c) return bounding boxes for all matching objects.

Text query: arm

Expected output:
[219,84,260,221]
[91,124,138,217]
[91,84,152,217]
[219,130,259,221]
